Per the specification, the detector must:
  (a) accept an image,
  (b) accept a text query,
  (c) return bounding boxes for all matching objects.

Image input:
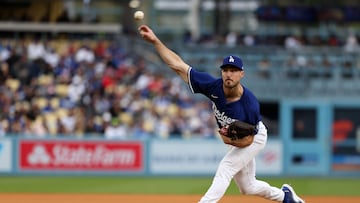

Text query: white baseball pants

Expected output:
[199,121,284,203]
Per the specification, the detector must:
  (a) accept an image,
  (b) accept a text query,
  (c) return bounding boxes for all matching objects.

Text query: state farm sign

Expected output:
[19,140,144,171]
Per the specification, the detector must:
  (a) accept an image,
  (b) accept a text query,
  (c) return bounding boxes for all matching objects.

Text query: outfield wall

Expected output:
[0,135,358,177]
[0,137,282,176]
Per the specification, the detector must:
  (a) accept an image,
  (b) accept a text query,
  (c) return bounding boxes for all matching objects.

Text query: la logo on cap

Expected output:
[229,56,235,63]
[220,55,243,70]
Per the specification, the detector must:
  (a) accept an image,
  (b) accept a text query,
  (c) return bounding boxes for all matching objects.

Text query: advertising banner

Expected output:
[255,140,282,175]
[150,139,282,175]
[150,140,228,175]
[19,140,144,172]
[0,139,12,172]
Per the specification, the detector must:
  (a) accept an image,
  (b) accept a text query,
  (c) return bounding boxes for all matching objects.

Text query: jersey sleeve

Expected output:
[242,87,262,125]
[188,67,217,94]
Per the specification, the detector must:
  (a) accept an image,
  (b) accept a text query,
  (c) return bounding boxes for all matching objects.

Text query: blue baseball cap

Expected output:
[220,55,243,70]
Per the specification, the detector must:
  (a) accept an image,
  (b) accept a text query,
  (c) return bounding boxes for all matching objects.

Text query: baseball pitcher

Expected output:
[138,25,305,203]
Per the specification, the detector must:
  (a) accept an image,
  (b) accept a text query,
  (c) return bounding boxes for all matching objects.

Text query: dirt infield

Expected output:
[1,194,359,203]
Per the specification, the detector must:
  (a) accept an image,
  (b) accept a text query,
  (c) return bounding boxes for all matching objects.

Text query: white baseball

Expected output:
[134,11,144,20]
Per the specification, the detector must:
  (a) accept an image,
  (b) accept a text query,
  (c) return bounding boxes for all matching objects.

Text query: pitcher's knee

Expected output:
[240,186,258,196]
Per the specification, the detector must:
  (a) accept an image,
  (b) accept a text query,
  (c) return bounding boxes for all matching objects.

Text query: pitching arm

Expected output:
[138,25,190,83]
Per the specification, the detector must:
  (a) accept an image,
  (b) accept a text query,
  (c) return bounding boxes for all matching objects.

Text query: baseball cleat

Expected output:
[282,184,305,203]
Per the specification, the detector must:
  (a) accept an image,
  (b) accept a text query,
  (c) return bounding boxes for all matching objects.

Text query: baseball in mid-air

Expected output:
[134,11,144,20]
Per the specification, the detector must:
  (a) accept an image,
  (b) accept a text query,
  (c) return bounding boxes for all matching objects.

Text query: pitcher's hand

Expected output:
[138,25,158,44]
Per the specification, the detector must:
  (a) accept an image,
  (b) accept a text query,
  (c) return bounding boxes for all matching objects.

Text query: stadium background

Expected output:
[0,0,359,202]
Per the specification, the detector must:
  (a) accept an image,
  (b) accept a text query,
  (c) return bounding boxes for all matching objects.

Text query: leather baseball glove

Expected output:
[226,120,256,141]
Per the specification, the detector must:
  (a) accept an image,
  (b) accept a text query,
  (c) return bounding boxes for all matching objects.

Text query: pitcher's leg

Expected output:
[198,155,235,203]
[199,133,267,202]
[198,122,268,203]
[233,159,284,202]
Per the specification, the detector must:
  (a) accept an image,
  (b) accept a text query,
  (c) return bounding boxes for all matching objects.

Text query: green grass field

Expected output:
[0,176,359,196]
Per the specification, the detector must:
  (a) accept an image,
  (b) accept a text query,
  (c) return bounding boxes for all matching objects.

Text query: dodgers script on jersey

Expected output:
[188,67,261,128]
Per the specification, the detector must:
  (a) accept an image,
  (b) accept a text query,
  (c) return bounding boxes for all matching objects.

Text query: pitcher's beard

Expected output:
[224,80,238,89]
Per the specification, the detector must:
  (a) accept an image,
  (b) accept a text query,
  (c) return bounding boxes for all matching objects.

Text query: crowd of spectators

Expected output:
[0,30,359,140]
[0,36,217,139]
[187,28,360,52]
[185,30,360,81]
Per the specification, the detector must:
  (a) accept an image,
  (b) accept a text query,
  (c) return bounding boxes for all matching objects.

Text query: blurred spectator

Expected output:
[0,61,10,84]
[328,34,340,46]
[344,33,359,54]
[75,45,95,64]
[183,30,194,45]
[257,57,271,79]
[104,117,128,139]
[304,55,318,78]
[84,116,104,136]
[11,52,31,85]
[27,39,45,60]
[321,55,333,78]
[341,60,353,79]
[44,47,60,68]
[225,31,237,47]
[321,55,333,68]
[0,45,10,62]
[155,117,172,139]
[24,113,48,137]
[284,35,302,50]
[243,34,255,46]
[283,53,300,78]
[296,55,308,67]
[62,0,77,22]
[68,74,86,103]
[59,108,77,134]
